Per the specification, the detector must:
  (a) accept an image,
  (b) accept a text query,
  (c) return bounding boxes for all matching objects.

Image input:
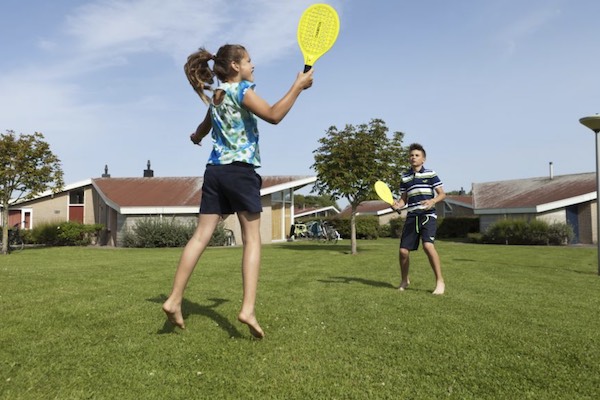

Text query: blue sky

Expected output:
[2,0,600,201]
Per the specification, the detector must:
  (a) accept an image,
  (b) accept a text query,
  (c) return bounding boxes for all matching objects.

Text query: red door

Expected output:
[69,206,84,223]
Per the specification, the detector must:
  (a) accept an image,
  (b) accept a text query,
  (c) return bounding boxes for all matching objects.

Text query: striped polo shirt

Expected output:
[399,166,443,216]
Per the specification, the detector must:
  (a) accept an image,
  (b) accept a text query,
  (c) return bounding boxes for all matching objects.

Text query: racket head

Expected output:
[297,3,340,71]
[374,180,394,206]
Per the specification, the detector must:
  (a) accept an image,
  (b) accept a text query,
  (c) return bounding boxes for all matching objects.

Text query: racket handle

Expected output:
[304,65,312,73]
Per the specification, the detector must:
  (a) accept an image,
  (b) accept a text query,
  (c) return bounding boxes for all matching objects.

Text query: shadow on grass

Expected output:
[319,276,396,289]
[276,242,379,254]
[319,276,434,293]
[147,295,243,338]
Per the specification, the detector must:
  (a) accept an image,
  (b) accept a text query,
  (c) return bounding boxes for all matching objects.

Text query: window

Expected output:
[69,189,84,205]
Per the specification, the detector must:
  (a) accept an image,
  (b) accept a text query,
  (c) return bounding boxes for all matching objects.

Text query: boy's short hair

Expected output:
[409,143,426,157]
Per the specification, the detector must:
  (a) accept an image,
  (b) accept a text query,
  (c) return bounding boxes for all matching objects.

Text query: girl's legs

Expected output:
[162,214,221,328]
[423,242,445,295]
[236,211,264,338]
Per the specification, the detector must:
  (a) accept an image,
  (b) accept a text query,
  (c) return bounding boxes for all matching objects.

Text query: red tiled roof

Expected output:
[473,172,596,209]
[94,177,202,207]
[92,175,315,208]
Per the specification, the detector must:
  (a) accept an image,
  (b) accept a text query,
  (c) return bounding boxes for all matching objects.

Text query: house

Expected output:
[338,195,473,226]
[437,194,474,218]
[5,169,317,246]
[473,172,596,244]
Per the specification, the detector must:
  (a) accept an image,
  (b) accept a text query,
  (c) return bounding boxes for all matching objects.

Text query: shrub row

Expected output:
[481,219,574,245]
[24,222,104,246]
[122,218,231,248]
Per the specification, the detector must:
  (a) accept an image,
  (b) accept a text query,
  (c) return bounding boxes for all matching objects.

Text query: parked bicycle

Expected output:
[307,220,339,244]
[0,224,24,253]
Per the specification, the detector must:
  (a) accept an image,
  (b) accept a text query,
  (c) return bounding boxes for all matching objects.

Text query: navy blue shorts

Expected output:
[400,214,438,251]
[200,162,263,215]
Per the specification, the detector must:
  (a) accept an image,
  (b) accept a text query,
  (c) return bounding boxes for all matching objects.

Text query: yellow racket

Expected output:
[374,180,395,206]
[297,3,340,72]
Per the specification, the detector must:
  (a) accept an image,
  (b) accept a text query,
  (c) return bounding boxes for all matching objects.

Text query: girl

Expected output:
[162,44,314,338]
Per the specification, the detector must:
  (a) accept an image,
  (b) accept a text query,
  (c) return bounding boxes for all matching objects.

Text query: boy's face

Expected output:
[408,150,426,169]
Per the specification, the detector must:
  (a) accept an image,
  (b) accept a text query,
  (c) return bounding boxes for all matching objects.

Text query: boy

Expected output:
[393,143,446,295]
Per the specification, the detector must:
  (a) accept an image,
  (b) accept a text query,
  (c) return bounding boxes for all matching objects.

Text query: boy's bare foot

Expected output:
[162,301,185,329]
[398,279,410,291]
[432,282,445,295]
[238,312,264,339]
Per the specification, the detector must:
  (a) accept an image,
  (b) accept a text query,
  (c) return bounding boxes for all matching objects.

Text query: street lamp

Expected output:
[579,115,600,276]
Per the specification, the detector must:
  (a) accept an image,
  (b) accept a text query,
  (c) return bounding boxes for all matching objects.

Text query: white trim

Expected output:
[260,176,317,196]
[120,206,200,215]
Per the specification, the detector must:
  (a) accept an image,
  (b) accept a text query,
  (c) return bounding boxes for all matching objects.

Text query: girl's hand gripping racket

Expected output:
[375,180,404,214]
[297,4,340,72]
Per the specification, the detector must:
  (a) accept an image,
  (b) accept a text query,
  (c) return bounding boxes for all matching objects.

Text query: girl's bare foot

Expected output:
[238,312,264,339]
[432,282,445,295]
[162,301,185,329]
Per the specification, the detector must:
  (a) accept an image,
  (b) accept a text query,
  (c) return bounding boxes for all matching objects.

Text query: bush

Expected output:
[122,218,232,248]
[389,218,404,238]
[325,216,380,239]
[28,222,103,246]
[482,219,573,245]
[437,217,480,239]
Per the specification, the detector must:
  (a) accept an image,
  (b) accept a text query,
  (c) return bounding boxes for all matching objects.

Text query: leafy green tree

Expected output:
[0,130,64,254]
[312,119,408,254]
[294,194,339,210]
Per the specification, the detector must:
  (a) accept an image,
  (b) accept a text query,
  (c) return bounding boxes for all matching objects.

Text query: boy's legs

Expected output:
[236,211,264,338]
[398,247,411,290]
[162,214,221,328]
[423,242,445,295]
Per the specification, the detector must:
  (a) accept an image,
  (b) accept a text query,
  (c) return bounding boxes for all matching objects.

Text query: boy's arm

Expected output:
[422,186,446,210]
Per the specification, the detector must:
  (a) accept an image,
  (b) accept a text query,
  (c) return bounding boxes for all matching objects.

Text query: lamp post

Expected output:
[579,115,600,276]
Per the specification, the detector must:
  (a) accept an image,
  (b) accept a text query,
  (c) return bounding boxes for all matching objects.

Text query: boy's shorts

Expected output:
[400,214,437,251]
[200,162,263,215]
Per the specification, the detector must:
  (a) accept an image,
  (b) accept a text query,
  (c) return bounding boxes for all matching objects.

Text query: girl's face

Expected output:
[233,52,254,82]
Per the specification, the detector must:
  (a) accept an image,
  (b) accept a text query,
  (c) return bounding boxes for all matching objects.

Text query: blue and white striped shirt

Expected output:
[399,167,443,216]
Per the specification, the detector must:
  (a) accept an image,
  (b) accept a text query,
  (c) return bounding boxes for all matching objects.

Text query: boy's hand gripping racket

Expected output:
[297,3,340,72]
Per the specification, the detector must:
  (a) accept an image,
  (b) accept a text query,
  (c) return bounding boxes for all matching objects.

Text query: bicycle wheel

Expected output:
[9,236,24,252]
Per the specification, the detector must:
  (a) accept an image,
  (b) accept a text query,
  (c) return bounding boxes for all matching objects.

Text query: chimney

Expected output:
[549,161,554,180]
[101,164,111,178]
[143,160,154,177]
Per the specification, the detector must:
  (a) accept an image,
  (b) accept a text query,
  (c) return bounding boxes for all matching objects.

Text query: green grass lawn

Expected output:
[1,240,599,399]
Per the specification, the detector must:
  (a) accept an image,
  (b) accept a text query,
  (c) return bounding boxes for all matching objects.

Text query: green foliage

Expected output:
[122,218,231,248]
[311,119,408,207]
[436,217,480,238]
[29,222,103,246]
[482,219,574,245]
[1,242,599,399]
[0,130,64,254]
[334,216,380,239]
[311,119,408,253]
[294,194,339,210]
[389,217,405,238]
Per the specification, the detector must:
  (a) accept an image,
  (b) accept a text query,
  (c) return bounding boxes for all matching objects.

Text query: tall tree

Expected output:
[312,119,408,254]
[0,130,64,254]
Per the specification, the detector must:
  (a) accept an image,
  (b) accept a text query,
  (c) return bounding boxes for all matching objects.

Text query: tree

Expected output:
[294,194,339,210]
[0,130,64,254]
[311,119,408,254]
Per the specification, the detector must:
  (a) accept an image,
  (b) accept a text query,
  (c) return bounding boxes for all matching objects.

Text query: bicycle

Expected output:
[0,226,24,253]
[307,221,339,244]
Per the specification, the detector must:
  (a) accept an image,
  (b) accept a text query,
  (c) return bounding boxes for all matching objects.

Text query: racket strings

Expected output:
[299,9,339,53]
